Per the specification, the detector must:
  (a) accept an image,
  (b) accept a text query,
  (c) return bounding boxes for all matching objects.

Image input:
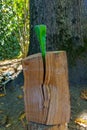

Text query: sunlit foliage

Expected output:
[0,0,29,60]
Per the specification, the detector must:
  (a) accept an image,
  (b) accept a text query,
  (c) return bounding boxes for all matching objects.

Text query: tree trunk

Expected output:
[29,0,65,55]
[71,0,83,45]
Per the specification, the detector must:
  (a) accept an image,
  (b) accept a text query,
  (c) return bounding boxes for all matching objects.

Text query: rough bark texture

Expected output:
[71,0,83,45]
[29,0,85,55]
[29,0,62,55]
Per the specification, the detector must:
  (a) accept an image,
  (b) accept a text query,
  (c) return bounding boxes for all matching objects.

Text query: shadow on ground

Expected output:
[0,71,25,130]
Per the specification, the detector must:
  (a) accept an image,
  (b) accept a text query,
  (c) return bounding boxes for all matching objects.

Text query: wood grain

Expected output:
[22,51,70,127]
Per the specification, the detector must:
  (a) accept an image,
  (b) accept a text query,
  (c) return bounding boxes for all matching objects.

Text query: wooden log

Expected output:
[22,51,70,129]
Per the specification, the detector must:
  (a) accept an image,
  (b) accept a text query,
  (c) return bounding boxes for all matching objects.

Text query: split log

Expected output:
[22,51,70,130]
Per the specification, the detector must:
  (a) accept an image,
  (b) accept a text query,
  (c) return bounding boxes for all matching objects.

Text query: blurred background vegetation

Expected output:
[0,0,29,60]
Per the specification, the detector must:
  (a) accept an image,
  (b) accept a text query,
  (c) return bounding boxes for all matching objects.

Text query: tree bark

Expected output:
[28,0,86,56]
[29,0,64,55]
[71,0,83,45]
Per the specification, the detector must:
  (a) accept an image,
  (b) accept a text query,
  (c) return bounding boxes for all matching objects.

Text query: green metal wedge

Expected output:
[34,25,47,59]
